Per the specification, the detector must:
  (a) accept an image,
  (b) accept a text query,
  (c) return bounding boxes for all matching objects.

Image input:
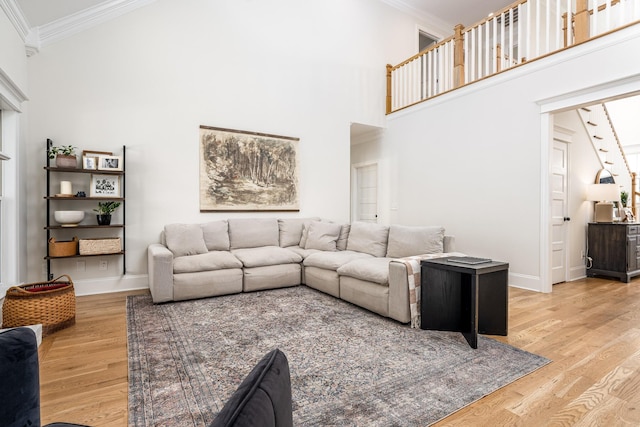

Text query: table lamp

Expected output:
[587,183,620,222]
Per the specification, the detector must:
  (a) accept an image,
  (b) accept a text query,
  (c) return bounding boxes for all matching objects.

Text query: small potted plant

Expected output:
[93,201,121,226]
[621,190,629,207]
[48,144,77,168]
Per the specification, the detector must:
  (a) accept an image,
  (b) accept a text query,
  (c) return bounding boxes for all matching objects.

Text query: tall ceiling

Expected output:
[15,0,515,33]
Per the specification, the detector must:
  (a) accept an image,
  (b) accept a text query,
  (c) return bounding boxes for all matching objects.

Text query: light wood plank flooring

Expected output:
[39,278,640,426]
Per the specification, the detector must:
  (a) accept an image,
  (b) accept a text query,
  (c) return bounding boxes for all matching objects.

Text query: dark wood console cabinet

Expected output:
[587,223,640,283]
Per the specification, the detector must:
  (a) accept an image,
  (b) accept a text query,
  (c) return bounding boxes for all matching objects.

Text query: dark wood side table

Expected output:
[420,258,509,349]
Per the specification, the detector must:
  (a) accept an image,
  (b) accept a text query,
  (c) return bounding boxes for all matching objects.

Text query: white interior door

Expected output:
[355,164,378,223]
[551,139,569,284]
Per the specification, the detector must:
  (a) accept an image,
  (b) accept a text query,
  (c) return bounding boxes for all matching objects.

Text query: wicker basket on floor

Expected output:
[1,275,76,336]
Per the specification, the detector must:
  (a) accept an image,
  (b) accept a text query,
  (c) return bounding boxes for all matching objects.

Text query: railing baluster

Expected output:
[471,27,476,81]
[593,0,599,36]
[485,19,490,76]
[500,12,505,70]
[567,0,572,45]
[555,0,561,50]
[536,0,541,56]
[606,0,612,32]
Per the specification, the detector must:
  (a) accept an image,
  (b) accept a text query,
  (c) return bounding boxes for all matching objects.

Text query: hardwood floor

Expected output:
[39,278,640,426]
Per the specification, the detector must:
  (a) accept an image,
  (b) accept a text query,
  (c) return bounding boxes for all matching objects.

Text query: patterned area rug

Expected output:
[127,286,549,426]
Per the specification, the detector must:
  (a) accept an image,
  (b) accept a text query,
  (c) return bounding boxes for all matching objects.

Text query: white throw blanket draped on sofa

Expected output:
[397,253,465,328]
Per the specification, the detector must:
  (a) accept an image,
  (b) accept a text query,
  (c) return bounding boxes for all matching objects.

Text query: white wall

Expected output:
[381,25,640,292]
[0,10,27,95]
[0,10,28,297]
[23,0,427,293]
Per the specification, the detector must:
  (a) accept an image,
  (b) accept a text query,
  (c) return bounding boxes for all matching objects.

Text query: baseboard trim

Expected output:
[72,274,149,296]
[508,272,543,293]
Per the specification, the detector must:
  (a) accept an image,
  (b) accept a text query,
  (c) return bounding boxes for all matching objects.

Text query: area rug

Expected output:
[127,286,550,426]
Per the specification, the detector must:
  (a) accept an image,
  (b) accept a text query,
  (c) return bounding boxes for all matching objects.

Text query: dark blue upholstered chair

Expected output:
[0,327,89,427]
[210,348,293,427]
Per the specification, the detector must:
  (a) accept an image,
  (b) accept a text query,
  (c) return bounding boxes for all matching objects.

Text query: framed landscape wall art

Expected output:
[199,126,300,211]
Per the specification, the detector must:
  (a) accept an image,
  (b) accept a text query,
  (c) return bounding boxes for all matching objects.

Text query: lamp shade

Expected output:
[586,183,619,202]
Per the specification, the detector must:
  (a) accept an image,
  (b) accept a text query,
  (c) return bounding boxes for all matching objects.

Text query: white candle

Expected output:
[60,181,72,195]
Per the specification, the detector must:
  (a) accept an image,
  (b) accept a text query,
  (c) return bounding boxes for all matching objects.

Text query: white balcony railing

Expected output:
[387,0,640,114]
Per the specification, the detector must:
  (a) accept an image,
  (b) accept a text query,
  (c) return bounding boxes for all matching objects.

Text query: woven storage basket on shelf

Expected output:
[79,237,121,255]
[1,275,76,336]
[49,237,78,257]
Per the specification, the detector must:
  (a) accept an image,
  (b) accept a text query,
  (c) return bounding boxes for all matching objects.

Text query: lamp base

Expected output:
[595,202,615,222]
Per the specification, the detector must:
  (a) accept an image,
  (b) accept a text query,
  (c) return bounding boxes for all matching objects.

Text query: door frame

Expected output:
[539,76,640,293]
[351,161,379,223]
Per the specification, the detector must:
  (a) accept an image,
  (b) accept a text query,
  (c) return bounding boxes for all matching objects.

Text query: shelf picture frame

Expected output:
[90,174,120,198]
[82,155,97,170]
[97,155,123,171]
[82,150,111,170]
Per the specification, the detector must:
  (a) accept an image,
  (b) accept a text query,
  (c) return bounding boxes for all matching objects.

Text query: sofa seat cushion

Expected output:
[232,246,303,268]
[173,251,242,274]
[303,250,373,271]
[337,257,393,285]
[284,245,320,259]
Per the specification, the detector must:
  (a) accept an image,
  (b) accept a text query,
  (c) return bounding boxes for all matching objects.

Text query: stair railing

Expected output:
[387,0,640,114]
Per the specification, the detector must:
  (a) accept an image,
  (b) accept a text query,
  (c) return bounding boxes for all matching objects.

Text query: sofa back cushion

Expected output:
[304,221,343,251]
[165,223,208,257]
[278,217,320,247]
[201,220,230,251]
[228,218,279,249]
[386,225,445,258]
[346,222,390,257]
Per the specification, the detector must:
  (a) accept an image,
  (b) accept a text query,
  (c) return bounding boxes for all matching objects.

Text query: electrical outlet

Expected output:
[76,261,86,272]
[99,260,108,271]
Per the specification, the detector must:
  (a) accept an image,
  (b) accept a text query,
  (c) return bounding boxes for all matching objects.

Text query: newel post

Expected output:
[386,64,392,114]
[574,0,590,43]
[453,24,465,88]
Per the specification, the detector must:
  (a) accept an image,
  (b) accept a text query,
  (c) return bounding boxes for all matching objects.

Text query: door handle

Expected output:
[564,217,571,222]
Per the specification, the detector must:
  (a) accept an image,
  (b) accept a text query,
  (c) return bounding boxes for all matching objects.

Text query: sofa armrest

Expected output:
[444,235,455,253]
[148,243,174,303]
[388,261,412,324]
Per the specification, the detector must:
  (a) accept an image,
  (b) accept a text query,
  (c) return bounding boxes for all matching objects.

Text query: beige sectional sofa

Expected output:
[147,217,456,323]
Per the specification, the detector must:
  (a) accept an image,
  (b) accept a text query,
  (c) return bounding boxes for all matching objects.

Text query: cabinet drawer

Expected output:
[629,226,639,235]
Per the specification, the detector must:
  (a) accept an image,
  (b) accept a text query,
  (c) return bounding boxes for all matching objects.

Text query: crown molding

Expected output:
[0,66,28,111]
[379,0,452,35]
[0,0,29,40]
[0,0,156,55]
[38,0,157,47]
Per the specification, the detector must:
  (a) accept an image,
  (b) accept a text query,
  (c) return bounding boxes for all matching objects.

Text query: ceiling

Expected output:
[15,0,515,34]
